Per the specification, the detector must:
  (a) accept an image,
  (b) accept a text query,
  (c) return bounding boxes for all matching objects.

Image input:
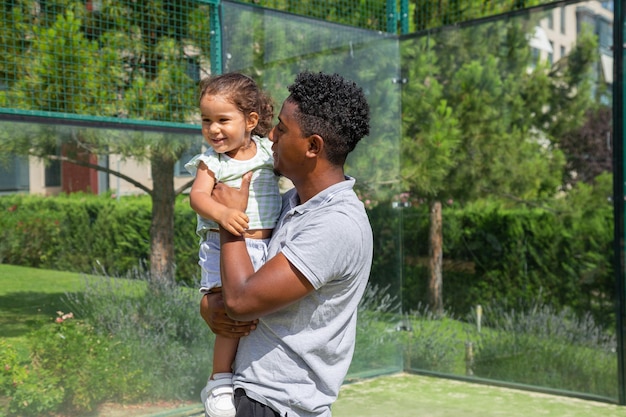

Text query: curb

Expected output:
[139,405,204,417]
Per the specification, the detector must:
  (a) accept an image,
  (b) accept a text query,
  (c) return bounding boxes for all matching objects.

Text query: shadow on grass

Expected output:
[0,290,84,338]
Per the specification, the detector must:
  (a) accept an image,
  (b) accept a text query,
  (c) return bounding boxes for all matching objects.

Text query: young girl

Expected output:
[185,73,281,417]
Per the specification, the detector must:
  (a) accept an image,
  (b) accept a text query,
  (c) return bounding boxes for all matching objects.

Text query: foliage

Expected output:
[238,0,390,32]
[1,184,615,329]
[236,0,552,33]
[0,193,199,284]
[2,314,148,416]
[350,284,404,376]
[352,286,464,377]
[412,0,547,32]
[560,106,613,187]
[62,271,210,400]
[396,5,598,316]
[0,265,619,413]
[0,1,603,290]
[366,177,614,329]
[471,299,617,397]
[403,305,465,374]
[0,0,205,285]
[400,15,596,204]
[350,313,402,376]
[0,341,29,397]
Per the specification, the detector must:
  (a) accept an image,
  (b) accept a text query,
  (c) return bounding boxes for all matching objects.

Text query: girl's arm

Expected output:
[189,161,249,236]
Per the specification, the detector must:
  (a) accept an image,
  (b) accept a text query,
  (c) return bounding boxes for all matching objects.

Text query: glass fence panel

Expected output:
[399,0,616,401]
[222,0,405,378]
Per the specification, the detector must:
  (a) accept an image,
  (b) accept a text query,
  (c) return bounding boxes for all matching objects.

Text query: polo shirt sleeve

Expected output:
[280,207,367,290]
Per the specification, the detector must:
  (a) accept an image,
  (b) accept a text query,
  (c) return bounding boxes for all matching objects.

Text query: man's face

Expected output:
[269,100,308,179]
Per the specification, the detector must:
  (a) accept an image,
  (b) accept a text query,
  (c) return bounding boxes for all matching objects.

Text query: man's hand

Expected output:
[213,171,253,213]
[200,293,257,338]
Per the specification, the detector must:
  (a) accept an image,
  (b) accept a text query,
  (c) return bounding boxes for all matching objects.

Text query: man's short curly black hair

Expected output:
[287,72,370,166]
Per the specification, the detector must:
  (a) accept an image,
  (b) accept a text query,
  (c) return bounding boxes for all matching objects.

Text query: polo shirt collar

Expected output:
[286,176,356,215]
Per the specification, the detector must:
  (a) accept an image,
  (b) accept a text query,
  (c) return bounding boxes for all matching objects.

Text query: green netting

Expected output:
[0,0,557,127]
[0,0,214,128]
[239,0,552,32]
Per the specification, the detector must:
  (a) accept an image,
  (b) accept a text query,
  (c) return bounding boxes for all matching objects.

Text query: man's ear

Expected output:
[306,134,324,157]
[246,112,259,132]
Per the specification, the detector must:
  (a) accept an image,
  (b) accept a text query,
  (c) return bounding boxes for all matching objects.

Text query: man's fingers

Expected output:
[240,171,253,192]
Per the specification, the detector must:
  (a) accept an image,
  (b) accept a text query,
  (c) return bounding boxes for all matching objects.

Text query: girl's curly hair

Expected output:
[198,73,274,137]
[287,71,370,166]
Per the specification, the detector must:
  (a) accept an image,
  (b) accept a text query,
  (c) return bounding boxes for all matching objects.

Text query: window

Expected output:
[560,6,566,34]
[546,11,553,30]
[560,46,566,60]
[598,18,613,53]
[45,160,61,187]
[176,142,203,176]
[531,48,540,69]
[576,7,596,34]
[548,41,554,65]
[0,155,29,192]
[601,1,614,12]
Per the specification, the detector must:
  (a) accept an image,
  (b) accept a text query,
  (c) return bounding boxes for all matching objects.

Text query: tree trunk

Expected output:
[428,200,443,316]
[149,155,177,287]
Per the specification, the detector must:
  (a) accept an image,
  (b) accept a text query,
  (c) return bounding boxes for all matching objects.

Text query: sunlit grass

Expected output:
[0,265,90,344]
[334,373,626,417]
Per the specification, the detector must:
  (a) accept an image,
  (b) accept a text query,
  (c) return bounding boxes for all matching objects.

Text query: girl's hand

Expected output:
[219,208,249,236]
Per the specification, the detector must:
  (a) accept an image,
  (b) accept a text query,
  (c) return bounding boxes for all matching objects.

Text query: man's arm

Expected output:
[200,292,257,337]
[220,233,314,321]
[213,173,315,322]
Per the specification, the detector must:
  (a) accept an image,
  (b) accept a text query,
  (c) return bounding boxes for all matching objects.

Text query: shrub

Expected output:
[366,192,614,330]
[0,193,199,284]
[1,313,148,417]
[471,300,617,398]
[0,341,29,397]
[350,284,464,377]
[1,337,65,417]
[62,271,212,400]
[0,202,63,267]
[350,285,403,376]
[5,368,64,417]
[403,306,465,374]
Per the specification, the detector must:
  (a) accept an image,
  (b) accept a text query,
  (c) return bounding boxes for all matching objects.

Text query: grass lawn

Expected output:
[333,373,626,417]
[0,264,88,344]
[96,373,626,417]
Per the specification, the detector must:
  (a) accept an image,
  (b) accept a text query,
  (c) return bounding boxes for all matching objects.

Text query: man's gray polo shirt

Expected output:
[233,176,374,417]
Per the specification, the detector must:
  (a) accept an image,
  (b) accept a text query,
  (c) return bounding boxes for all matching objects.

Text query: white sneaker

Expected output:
[200,373,236,417]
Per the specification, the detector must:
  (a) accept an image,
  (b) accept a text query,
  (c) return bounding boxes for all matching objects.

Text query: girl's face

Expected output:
[200,94,257,157]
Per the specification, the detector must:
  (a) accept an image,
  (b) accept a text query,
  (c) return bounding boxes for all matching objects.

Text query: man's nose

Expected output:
[268,127,276,142]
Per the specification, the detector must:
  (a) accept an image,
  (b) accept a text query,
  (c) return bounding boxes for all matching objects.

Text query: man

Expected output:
[203,71,373,417]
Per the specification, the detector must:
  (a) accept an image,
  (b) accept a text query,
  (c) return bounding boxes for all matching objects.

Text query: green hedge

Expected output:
[0,190,615,328]
[0,193,199,283]
[368,198,614,329]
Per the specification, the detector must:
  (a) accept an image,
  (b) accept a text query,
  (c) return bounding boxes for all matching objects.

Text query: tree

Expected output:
[400,36,461,315]
[238,0,389,32]
[0,0,211,285]
[398,15,597,313]
[560,105,612,187]
[412,0,545,31]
